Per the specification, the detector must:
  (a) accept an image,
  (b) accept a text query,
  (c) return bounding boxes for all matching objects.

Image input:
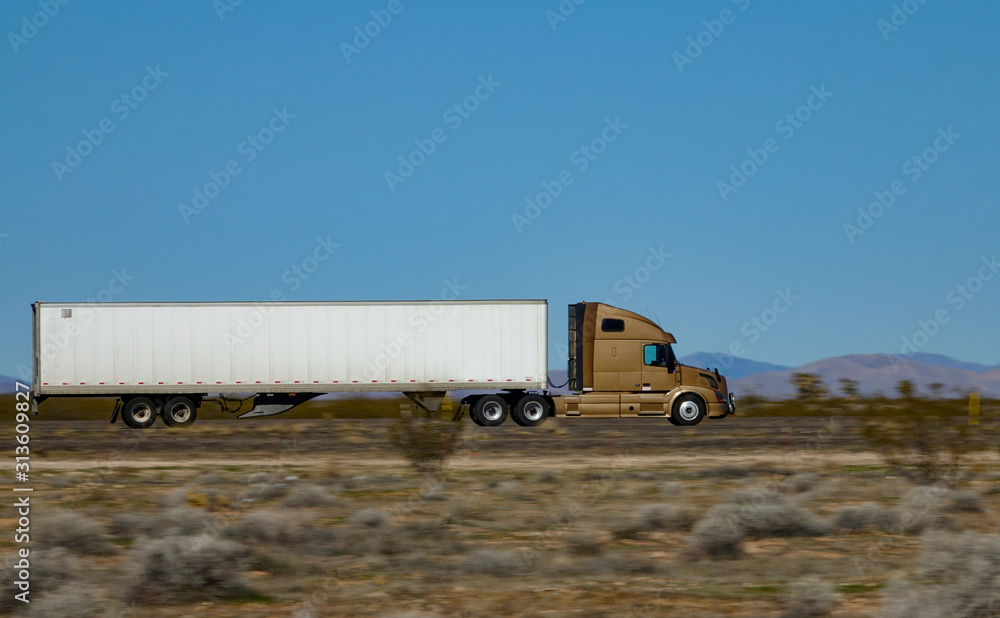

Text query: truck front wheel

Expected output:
[122,397,158,429]
[162,396,198,428]
[472,395,508,427]
[511,395,549,426]
[672,394,706,426]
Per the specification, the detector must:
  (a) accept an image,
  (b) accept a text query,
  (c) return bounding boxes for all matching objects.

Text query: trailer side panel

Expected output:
[34,300,547,395]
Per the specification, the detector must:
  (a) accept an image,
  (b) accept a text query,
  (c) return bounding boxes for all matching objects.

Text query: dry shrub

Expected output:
[595,550,657,575]
[28,586,101,617]
[946,489,985,513]
[782,576,836,617]
[283,483,332,508]
[389,416,463,476]
[882,531,1000,617]
[465,548,526,576]
[859,392,990,484]
[781,473,822,494]
[125,534,253,604]
[898,486,959,534]
[636,504,699,532]
[0,548,78,614]
[690,490,828,559]
[227,509,311,544]
[833,503,901,532]
[565,528,605,556]
[111,506,216,540]
[350,507,390,529]
[698,465,791,479]
[719,490,830,538]
[533,469,559,483]
[37,509,113,555]
[243,472,291,501]
[690,516,745,559]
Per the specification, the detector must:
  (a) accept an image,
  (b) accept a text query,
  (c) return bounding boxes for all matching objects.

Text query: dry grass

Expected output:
[7,415,999,616]
[882,531,1000,617]
[125,534,255,604]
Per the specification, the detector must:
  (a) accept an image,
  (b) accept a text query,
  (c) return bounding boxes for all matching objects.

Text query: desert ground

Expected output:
[2,404,1000,617]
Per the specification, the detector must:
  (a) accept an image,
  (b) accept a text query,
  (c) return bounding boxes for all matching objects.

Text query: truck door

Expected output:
[641,344,678,393]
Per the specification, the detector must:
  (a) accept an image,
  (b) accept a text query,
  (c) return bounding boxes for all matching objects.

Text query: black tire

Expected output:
[119,400,137,429]
[511,395,549,427]
[472,395,508,427]
[122,397,158,429]
[467,399,486,426]
[671,394,706,426]
[666,414,680,426]
[161,396,197,428]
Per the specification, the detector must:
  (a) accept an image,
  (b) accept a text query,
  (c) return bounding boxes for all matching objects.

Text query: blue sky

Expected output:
[2,0,999,380]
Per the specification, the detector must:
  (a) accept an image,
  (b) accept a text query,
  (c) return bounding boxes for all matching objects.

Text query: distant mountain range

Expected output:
[726,354,1000,399]
[4,351,998,398]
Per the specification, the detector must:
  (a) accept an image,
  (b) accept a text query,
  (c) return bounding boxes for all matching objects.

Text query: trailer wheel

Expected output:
[472,395,508,427]
[672,394,706,426]
[466,399,486,426]
[161,396,198,428]
[122,397,158,429]
[512,395,549,427]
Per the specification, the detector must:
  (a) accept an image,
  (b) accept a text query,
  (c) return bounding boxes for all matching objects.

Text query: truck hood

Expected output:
[678,363,728,392]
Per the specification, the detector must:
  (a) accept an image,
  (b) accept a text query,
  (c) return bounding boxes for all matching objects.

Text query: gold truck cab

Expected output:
[562,303,735,425]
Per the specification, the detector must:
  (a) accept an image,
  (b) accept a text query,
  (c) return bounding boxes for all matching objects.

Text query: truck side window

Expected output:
[644,344,667,367]
[601,318,625,332]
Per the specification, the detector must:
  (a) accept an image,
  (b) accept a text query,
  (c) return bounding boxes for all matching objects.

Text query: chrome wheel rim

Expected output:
[523,401,544,422]
[169,403,192,423]
[677,400,700,422]
[482,401,503,422]
[132,403,153,423]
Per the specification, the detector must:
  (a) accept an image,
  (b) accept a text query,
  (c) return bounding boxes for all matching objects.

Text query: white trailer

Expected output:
[32,300,550,428]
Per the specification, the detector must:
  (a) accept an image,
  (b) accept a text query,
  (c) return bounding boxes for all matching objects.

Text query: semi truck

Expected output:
[30,300,735,428]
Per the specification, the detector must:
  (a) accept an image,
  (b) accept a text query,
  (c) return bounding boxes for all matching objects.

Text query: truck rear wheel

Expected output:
[162,396,197,428]
[511,395,549,426]
[122,397,158,429]
[672,394,705,426]
[472,395,508,427]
